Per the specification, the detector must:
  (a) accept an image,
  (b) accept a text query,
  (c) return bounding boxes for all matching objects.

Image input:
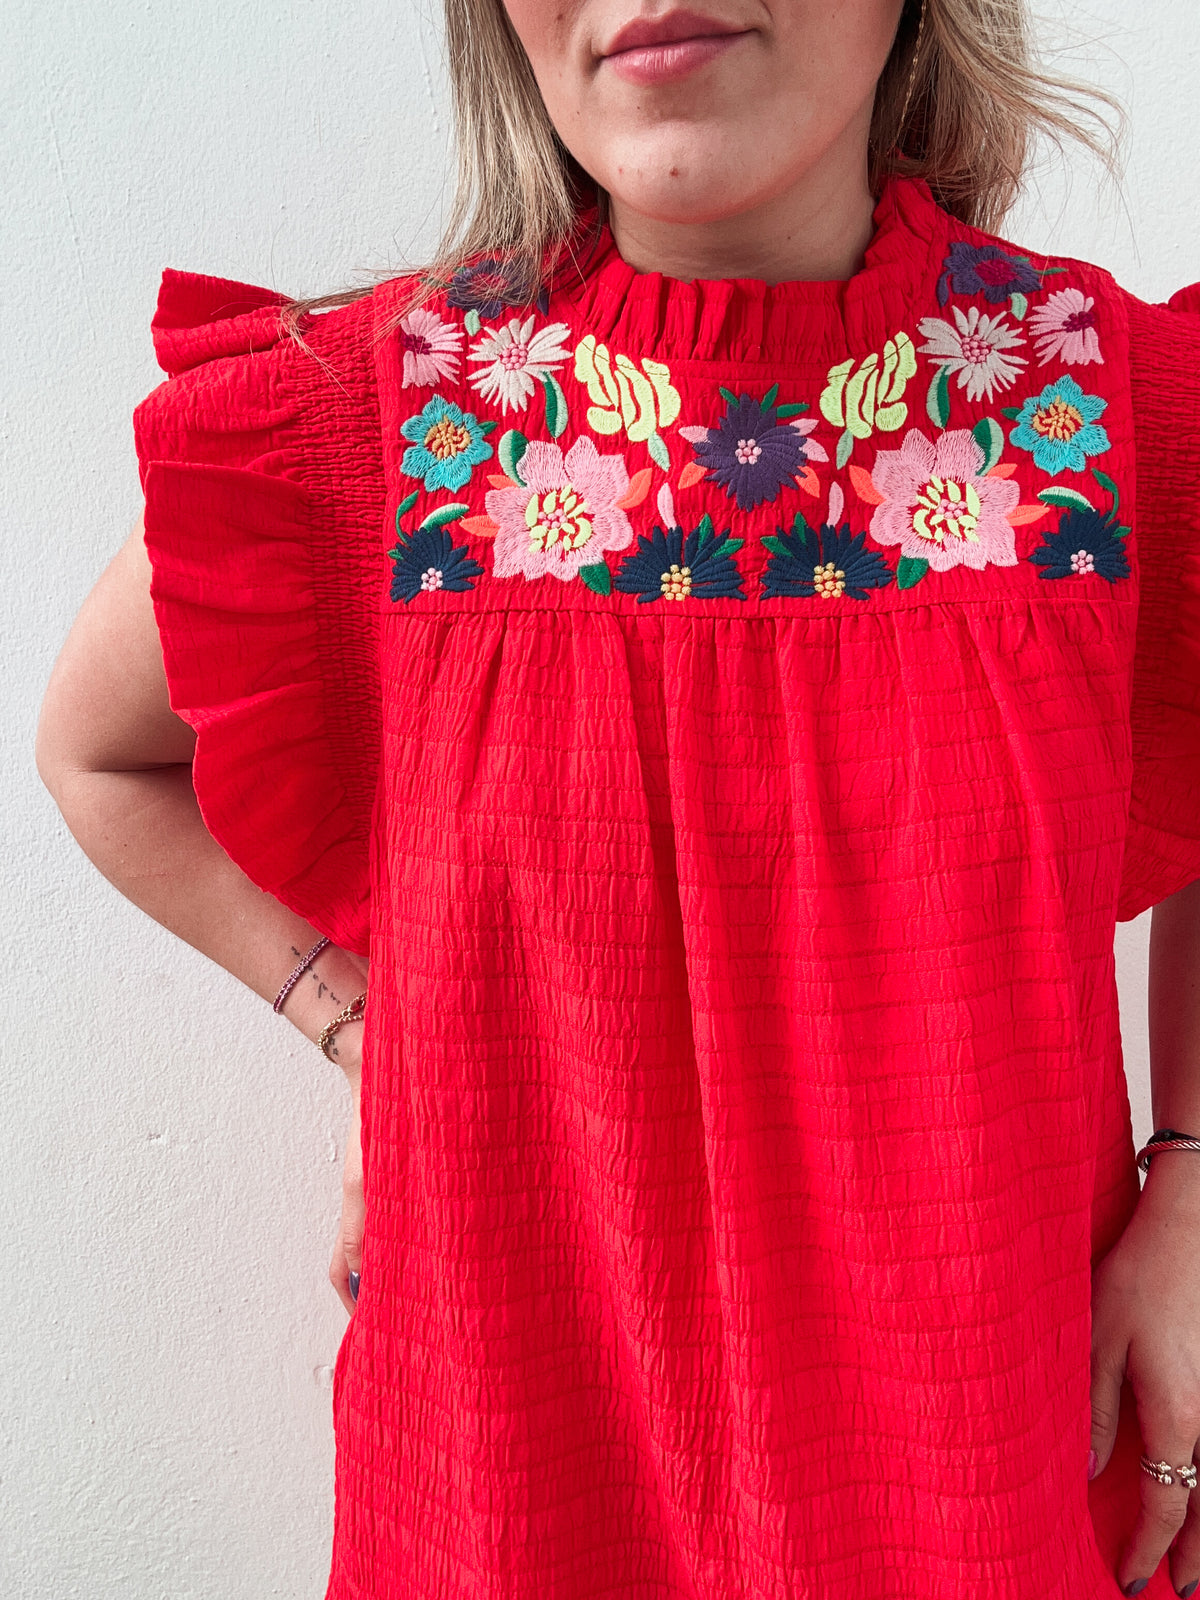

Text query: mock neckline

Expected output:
[556,176,950,368]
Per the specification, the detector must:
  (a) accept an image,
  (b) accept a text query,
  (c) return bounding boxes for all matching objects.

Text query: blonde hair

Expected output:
[284,0,1123,337]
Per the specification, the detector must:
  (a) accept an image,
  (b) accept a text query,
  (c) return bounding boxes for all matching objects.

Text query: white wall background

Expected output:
[2,1,1195,1594]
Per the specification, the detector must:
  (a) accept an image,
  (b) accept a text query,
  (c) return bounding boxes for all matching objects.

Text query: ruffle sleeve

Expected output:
[132,269,386,956]
[1116,282,1200,920]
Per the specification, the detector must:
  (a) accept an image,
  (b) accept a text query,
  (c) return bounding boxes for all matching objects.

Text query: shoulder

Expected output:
[132,267,423,490]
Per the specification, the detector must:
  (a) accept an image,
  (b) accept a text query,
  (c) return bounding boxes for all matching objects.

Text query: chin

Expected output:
[599,162,766,229]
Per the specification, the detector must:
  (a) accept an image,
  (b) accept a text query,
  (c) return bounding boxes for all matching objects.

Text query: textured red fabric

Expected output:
[133,178,1200,1598]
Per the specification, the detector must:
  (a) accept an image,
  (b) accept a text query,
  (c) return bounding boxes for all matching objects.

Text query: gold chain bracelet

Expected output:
[317,991,367,1062]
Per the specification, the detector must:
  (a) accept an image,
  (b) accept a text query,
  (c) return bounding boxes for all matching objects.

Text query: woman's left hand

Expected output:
[1091,1157,1200,1597]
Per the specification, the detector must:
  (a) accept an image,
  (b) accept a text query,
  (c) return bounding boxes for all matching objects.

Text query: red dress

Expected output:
[134,176,1200,1599]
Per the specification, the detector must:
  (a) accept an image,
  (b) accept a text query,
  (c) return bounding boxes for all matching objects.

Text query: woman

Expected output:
[34,0,1200,1594]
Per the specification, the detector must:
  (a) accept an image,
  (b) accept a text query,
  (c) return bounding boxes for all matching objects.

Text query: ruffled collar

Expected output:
[556,175,951,368]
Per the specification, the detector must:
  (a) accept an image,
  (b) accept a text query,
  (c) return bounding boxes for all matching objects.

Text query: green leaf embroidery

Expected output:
[1038,486,1094,513]
[478,419,497,436]
[714,538,744,558]
[464,308,482,336]
[761,536,791,557]
[762,382,780,410]
[1113,524,1132,540]
[926,367,951,429]
[417,501,471,531]
[499,429,528,486]
[1092,468,1120,513]
[578,561,612,595]
[1001,406,1022,420]
[718,386,739,406]
[696,513,714,542]
[897,556,929,589]
[647,430,671,472]
[396,490,420,522]
[541,373,567,439]
[790,513,809,543]
[775,402,809,419]
[972,417,1005,474]
[1009,292,1028,321]
[836,428,854,469]
[1039,266,1068,276]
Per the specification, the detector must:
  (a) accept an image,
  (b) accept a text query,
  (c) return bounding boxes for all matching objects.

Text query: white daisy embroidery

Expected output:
[467,316,573,413]
[916,305,1027,403]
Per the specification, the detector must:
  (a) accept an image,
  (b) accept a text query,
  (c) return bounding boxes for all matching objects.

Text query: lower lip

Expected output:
[604,32,748,86]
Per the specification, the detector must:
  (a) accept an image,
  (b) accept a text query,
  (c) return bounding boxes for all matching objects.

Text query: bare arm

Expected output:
[35,518,369,1081]
[1142,876,1200,1205]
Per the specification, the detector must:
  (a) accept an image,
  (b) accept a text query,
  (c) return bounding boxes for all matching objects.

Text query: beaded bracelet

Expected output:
[1136,1127,1200,1173]
[317,992,367,1063]
[273,936,331,1014]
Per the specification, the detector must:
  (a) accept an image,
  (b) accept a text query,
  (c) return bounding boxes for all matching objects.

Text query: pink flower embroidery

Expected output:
[867,428,1021,572]
[485,436,635,582]
[398,308,463,388]
[1026,288,1103,366]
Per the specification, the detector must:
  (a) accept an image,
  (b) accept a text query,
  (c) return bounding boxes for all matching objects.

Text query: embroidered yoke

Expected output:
[134,177,1200,1600]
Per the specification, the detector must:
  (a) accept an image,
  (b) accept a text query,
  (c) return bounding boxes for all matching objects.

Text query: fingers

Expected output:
[328,1099,364,1318]
[1117,1433,1200,1596]
[1091,1344,1124,1481]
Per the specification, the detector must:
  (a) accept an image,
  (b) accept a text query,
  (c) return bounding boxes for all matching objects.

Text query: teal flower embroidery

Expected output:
[1006,376,1110,476]
[400,395,494,492]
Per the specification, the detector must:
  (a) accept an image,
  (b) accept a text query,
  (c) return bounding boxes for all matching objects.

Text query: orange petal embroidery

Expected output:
[616,467,653,509]
[848,465,885,506]
[677,461,708,490]
[1006,504,1050,526]
[460,514,501,539]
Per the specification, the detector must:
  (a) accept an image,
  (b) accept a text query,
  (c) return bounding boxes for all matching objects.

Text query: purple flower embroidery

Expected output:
[447,257,549,318]
[936,242,1042,308]
[681,390,828,513]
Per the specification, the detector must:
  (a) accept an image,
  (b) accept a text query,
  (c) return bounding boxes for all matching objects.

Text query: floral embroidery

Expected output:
[1006,376,1110,476]
[936,242,1042,308]
[574,336,680,469]
[1027,288,1103,367]
[863,428,1022,578]
[400,395,495,492]
[680,385,826,512]
[916,306,1026,403]
[484,435,635,583]
[388,494,484,601]
[1028,504,1130,582]
[467,316,573,414]
[820,333,917,465]
[447,258,546,325]
[761,508,894,600]
[399,309,463,388]
[613,508,746,602]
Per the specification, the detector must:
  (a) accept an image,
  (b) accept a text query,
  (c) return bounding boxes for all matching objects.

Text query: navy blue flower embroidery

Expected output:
[761,514,895,600]
[388,496,485,602]
[680,386,827,513]
[1027,505,1130,583]
[937,242,1043,308]
[447,257,549,319]
[612,514,746,602]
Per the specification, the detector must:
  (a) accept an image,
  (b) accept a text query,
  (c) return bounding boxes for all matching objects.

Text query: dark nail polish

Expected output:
[1123,1581,1147,1596]
[1179,1581,1198,1598]
[349,1270,360,1302]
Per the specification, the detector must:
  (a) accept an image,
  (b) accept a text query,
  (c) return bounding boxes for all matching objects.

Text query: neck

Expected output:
[605,142,879,287]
